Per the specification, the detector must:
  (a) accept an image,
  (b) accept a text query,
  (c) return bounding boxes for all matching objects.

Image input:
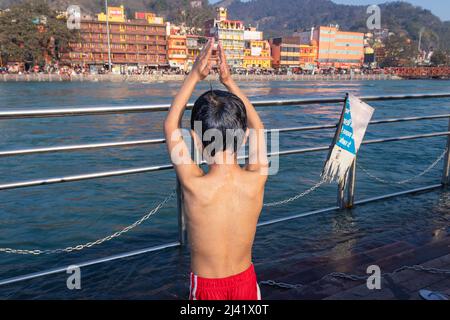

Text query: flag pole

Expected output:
[105,0,112,72]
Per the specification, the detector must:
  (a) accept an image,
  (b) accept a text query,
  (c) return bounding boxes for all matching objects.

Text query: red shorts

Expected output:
[189,264,261,300]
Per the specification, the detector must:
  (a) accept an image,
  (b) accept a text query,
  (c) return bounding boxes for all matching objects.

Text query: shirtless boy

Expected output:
[164,38,268,300]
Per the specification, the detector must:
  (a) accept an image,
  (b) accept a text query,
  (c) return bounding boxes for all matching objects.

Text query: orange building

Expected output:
[63,6,168,71]
[299,26,364,69]
[167,35,187,70]
[269,37,301,69]
[299,44,317,70]
[166,24,188,70]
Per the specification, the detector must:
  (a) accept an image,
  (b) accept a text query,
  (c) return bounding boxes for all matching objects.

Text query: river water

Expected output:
[0,79,449,299]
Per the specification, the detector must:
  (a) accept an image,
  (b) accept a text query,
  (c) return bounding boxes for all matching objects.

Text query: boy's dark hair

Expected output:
[191,90,247,155]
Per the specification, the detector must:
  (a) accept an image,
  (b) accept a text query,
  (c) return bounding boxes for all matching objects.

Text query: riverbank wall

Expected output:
[1,73,402,83]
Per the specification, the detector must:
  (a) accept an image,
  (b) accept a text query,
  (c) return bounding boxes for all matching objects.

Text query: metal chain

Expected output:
[392,265,450,275]
[259,280,304,290]
[358,148,448,185]
[0,190,176,255]
[261,148,448,207]
[324,272,368,281]
[0,178,326,255]
[260,265,450,290]
[6,151,445,255]
[319,265,450,283]
[263,180,325,207]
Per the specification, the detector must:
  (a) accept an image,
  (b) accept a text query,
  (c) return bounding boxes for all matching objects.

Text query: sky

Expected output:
[209,0,450,21]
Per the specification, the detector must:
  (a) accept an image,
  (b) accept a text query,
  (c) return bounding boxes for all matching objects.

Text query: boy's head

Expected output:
[191,90,248,158]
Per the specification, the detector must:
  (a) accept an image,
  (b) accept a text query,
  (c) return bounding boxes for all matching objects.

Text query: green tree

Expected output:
[175,0,214,34]
[379,34,418,67]
[0,0,78,67]
[430,50,449,66]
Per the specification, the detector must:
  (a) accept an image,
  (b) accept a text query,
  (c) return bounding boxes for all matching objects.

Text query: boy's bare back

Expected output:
[182,164,266,278]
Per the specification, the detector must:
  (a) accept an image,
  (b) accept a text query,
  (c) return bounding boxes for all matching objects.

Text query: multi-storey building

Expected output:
[364,46,376,66]
[167,24,188,70]
[242,27,271,69]
[205,7,245,68]
[62,5,168,72]
[298,25,364,69]
[269,37,301,69]
[186,35,208,71]
[243,40,271,69]
[244,27,263,42]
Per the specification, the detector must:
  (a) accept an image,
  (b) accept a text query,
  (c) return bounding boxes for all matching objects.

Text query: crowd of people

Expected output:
[0,62,386,76]
[0,63,190,76]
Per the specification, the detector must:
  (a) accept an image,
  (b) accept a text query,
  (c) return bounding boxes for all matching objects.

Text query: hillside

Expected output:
[0,0,207,15]
[0,0,214,31]
[1,0,449,49]
[216,0,450,50]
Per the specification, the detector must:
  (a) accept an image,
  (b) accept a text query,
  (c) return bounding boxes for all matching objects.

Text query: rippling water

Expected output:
[0,79,449,299]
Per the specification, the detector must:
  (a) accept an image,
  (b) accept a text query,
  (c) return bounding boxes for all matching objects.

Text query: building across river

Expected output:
[58,5,367,74]
[297,26,364,69]
[205,7,245,68]
[62,5,168,73]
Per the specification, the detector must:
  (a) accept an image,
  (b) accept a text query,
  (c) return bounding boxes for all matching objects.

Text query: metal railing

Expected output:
[1,92,450,287]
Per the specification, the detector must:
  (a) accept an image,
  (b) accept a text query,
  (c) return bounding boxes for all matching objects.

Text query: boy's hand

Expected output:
[218,43,233,86]
[191,38,214,82]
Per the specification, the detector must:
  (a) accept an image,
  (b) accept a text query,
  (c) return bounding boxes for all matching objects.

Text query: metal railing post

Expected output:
[346,159,357,208]
[337,179,345,209]
[337,159,356,209]
[176,179,187,245]
[442,119,450,186]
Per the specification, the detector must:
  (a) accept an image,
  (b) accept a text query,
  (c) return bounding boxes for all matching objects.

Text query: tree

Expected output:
[430,50,449,66]
[379,34,417,67]
[0,0,79,68]
[176,2,214,35]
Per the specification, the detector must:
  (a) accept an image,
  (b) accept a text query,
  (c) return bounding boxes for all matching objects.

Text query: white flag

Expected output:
[322,94,374,184]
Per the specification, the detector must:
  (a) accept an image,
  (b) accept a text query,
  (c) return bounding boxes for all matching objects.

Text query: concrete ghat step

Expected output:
[260,241,415,299]
[324,253,450,300]
[323,237,450,300]
[261,236,450,299]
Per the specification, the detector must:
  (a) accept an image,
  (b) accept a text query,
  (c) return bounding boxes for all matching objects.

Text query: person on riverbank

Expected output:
[164,38,268,300]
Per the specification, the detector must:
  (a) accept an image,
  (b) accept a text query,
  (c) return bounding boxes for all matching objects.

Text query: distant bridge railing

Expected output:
[0,92,450,286]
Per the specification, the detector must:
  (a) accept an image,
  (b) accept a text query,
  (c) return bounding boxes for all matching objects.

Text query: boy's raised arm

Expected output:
[218,44,268,174]
[164,39,214,183]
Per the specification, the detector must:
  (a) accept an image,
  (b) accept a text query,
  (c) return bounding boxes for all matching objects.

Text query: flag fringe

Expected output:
[321,148,354,184]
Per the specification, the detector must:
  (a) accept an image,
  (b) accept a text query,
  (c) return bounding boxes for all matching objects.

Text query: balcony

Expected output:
[168,54,187,59]
[169,45,187,50]
[126,30,166,36]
